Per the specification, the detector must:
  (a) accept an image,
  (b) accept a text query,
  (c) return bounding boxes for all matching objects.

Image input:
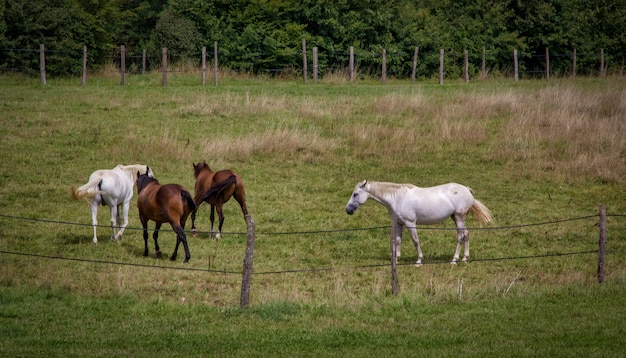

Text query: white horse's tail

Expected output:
[470,199,494,226]
[70,178,103,201]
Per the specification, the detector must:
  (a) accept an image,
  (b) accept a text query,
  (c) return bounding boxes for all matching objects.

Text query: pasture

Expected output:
[1,74,625,356]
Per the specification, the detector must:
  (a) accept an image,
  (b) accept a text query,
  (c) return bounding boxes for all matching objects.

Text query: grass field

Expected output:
[1,73,625,356]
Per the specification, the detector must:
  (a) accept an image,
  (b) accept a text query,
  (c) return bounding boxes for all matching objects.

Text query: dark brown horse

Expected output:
[136,173,197,263]
[191,161,249,239]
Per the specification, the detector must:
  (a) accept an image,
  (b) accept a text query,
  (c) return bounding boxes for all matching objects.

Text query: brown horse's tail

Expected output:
[470,199,494,226]
[201,175,237,204]
[181,190,197,214]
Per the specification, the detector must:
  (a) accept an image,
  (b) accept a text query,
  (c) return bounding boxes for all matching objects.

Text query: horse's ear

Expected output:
[193,162,197,169]
[359,180,367,188]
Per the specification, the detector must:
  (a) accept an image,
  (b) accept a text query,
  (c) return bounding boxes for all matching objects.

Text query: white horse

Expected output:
[346,180,493,265]
[71,164,154,243]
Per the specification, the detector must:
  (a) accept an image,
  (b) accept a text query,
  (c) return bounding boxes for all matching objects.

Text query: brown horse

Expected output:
[191,161,249,239]
[136,173,197,263]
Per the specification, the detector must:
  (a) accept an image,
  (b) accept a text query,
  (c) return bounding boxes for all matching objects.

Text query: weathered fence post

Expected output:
[82,45,87,86]
[142,49,146,75]
[161,47,167,86]
[240,214,256,308]
[481,46,486,79]
[411,46,419,83]
[572,48,577,78]
[313,46,318,83]
[545,47,550,81]
[349,46,354,83]
[214,41,219,87]
[302,39,307,83]
[464,50,469,83]
[120,45,126,86]
[391,230,398,296]
[381,49,386,85]
[39,44,46,85]
[598,204,606,284]
[201,46,206,86]
[600,49,605,77]
[439,49,444,85]
[514,49,519,82]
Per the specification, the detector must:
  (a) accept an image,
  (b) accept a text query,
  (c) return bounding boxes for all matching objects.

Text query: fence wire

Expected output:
[0,212,619,276]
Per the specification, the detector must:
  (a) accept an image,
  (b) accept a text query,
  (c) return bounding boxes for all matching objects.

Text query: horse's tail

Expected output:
[70,178,103,201]
[470,199,494,226]
[181,190,197,213]
[201,175,237,204]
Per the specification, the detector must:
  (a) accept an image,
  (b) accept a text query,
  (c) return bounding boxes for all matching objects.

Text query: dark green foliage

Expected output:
[1,0,624,77]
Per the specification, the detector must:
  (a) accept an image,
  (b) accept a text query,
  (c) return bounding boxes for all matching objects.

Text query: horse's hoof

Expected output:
[183,258,190,263]
[155,251,162,258]
[450,261,457,265]
[414,263,423,267]
[170,256,176,261]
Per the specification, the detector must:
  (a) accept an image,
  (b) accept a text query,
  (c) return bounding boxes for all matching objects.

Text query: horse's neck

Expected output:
[367,182,403,208]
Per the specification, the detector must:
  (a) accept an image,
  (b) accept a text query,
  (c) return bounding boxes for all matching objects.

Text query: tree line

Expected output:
[1,0,624,78]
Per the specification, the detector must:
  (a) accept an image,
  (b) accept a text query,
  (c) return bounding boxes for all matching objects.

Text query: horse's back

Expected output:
[399,183,475,223]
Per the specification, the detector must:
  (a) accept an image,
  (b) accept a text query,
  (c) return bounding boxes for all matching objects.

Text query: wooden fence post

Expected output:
[161,47,167,86]
[82,45,87,85]
[240,214,256,308]
[120,45,126,86]
[481,46,486,79]
[349,46,354,83]
[142,49,146,75]
[40,44,46,85]
[514,49,519,82]
[214,41,219,87]
[600,49,605,77]
[598,204,606,284]
[202,46,206,86]
[381,49,386,85]
[464,50,469,83]
[411,46,419,83]
[313,46,318,83]
[545,47,550,81]
[572,48,577,78]
[439,49,444,85]
[302,39,307,83]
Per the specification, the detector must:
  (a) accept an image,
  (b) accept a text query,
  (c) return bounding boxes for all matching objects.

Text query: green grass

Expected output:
[1,73,625,356]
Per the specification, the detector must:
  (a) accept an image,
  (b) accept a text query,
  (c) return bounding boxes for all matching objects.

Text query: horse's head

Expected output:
[193,161,210,178]
[136,173,158,193]
[346,180,369,215]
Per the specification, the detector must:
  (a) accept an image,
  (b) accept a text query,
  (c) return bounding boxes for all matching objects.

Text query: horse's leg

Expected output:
[209,204,216,238]
[141,217,150,257]
[90,200,99,244]
[115,201,130,241]
[109,204,118,241]
[389,220,402,260]
[451,214,469,264]
[215,204,225,241]
[190,203,198,236]
[153,222,162,258]
[406,224,423,266]
[170,224,190,263]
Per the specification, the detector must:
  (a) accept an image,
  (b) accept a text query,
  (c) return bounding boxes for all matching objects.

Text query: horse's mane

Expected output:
[368,181,409,198]
[193,161,211,178]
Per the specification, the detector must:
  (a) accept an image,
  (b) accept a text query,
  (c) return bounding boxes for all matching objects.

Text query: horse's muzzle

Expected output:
[345,205,356,215]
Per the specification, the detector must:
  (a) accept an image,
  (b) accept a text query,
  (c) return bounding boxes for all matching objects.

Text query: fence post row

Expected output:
[34,44,613,86]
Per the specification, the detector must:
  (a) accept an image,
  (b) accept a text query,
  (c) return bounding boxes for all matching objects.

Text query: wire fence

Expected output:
[0,212,621,276]
[0,43,617,81]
